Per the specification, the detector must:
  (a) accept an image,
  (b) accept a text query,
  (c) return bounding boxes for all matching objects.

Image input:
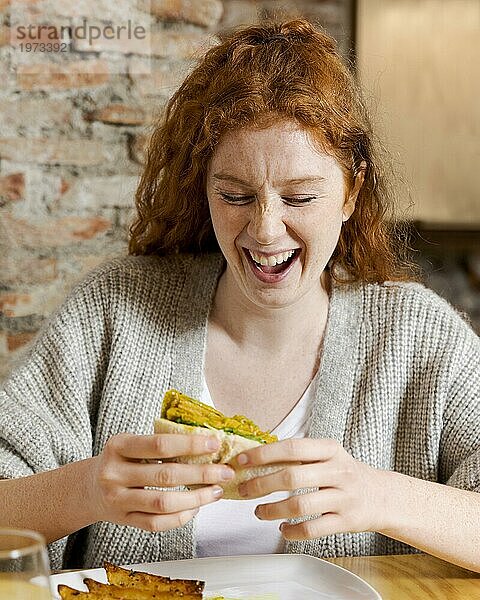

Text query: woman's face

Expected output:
[206,120,363,309]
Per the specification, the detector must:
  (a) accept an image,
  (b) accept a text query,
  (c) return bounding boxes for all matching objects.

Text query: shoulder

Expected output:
[73,252,225,296]
[362,280,470,327]
[23,252,225,355]
[356,279,479,359]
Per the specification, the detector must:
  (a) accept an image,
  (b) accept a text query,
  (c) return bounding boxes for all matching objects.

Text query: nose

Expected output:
[246,197,287,245]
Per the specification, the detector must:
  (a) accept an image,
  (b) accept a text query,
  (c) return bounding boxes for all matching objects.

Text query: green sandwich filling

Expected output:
[161,389,277,444]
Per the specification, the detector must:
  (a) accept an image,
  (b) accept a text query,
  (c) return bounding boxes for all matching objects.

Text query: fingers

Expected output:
[238,463,340,499]
[279,513,345,541]
[121,462,235,488]
[126,508,200,533]
[123,485,225,516]
[255,488,340,521]
[108,433,221,460]
[230,438,341,469]
[255,488,348,542]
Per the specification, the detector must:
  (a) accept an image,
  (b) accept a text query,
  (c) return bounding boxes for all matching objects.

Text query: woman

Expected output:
[1,19,479,572]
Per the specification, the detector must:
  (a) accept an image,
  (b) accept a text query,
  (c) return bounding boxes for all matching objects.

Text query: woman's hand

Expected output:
[88,433,235,532]
[231,438,384,541]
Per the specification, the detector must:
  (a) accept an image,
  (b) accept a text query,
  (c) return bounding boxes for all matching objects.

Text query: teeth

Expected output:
[248,249,296,266]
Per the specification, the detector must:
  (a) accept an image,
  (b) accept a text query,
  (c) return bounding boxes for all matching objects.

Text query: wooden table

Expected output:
[326,554,480,599]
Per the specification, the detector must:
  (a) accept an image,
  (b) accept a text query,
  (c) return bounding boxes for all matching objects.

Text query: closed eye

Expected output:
[219,193,254,205]
[283,197,317,206]
[219,193,317,206]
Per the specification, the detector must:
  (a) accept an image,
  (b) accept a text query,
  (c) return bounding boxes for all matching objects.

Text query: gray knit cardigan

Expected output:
[1,253,479,570]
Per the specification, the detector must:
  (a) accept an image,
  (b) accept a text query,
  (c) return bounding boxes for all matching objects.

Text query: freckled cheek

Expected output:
[211,206,246,255]
[293,212,342,264]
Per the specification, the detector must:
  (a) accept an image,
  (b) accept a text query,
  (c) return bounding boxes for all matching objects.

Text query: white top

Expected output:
[195,374,318,557]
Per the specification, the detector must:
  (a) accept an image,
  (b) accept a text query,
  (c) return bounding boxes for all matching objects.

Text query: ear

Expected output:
[342,161,367,222]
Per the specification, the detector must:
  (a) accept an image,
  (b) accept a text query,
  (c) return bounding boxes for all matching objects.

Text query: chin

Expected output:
[243,283,304,310]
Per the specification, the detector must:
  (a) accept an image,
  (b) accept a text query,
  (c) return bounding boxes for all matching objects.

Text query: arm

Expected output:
[372,313,480,571]
[0,269,114,567]
[0,265,231,554]
[0,458,98,544]
[376,467,480,572]
[386,315,480,571]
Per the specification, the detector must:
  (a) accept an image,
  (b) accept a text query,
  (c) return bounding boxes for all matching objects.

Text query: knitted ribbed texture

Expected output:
[1,254,479,569]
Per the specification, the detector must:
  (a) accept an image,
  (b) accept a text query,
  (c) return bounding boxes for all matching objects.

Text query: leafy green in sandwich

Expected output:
[161,389,277,444]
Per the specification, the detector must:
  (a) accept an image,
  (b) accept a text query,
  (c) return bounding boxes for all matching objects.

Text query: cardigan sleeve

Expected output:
[0,265,113,569]
[438,313,480,493]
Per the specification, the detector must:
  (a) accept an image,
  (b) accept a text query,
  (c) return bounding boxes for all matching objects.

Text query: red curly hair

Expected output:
[129,18,417,284]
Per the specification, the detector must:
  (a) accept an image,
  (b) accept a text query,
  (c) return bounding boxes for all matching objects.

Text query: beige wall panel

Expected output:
[357,0,480,225]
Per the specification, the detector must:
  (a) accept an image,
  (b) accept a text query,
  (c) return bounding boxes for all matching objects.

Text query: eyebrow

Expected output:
[212,174,326,187]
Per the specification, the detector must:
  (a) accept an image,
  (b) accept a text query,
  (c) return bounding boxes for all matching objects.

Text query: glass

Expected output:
[0,529,52,599]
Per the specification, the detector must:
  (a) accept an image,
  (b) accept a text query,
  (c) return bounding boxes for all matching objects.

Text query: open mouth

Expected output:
[243,248,301,276]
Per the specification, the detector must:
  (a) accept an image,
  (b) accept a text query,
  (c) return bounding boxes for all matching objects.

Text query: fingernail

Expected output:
[212,486,224,499]
[237,453,248,466]
[221,467,235,480]
[207,438,220,451]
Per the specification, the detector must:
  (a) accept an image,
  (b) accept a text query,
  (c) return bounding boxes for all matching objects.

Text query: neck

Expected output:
[209,267,331,354]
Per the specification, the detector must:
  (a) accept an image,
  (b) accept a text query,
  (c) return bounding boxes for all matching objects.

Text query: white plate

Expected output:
[50,553,381,600]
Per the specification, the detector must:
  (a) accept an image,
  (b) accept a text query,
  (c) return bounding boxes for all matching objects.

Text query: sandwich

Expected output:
[154,389,287,500]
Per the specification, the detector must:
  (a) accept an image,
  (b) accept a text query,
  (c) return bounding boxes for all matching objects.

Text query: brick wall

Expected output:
[0,0,354,381]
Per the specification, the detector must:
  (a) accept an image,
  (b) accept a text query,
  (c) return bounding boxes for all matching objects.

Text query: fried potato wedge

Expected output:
[58,584,103,599]
[104,562,204,596]
[84,579,160,599]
